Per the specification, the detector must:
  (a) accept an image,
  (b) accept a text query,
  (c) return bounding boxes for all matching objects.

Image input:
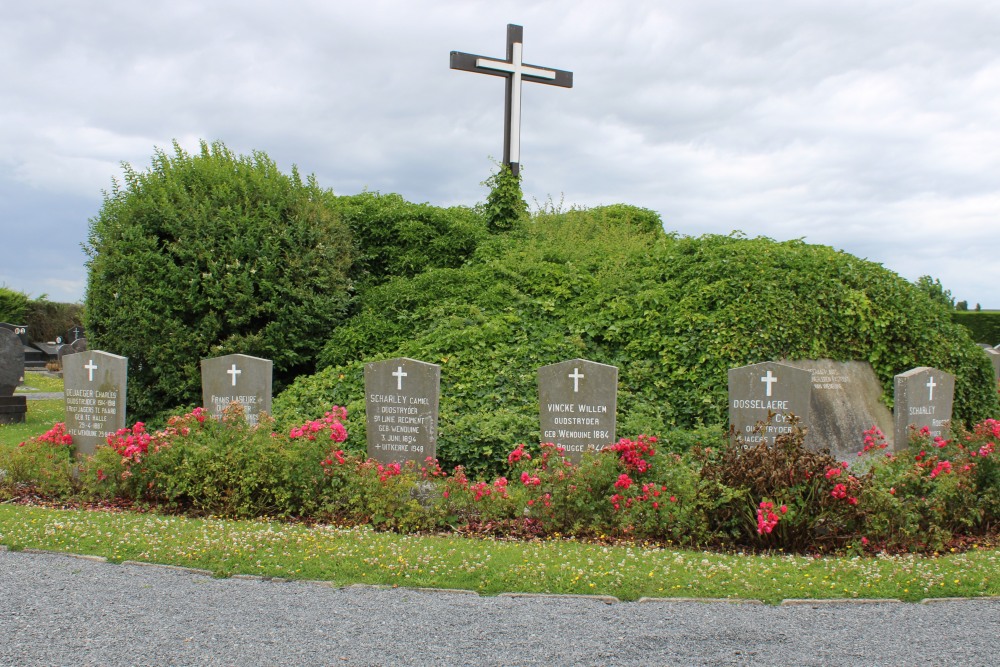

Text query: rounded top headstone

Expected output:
[0,328,25,396]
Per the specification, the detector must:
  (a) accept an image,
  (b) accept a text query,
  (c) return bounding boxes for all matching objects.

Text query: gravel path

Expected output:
[1,549,998,666]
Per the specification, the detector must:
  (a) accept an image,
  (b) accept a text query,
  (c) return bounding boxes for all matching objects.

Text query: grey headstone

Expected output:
[200,353,273,426]
[57,343,77,367]
[71,337,88,353]
[977,343,992,349]
[0,323,29,346]
[537,358,618,462]
[364,357,440,465]
[0,328,25,397]
[728,362,811,448]
[63,350,128,456]
[984,349,1000,384]
[782,359,895,457]
[893,367,955,448]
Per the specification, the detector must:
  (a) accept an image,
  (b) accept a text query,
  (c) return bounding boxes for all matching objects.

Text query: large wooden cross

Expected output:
[450,24,573,177]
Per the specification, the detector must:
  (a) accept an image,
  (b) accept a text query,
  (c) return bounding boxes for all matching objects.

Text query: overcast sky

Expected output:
[2,0,998,309]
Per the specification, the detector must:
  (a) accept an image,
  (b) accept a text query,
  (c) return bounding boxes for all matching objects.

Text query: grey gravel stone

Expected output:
[1,549,998,666]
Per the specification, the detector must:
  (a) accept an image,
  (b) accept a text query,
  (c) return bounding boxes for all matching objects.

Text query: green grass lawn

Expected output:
[15,371,65,394]
[1,505,996,604]
[1,374,65,450]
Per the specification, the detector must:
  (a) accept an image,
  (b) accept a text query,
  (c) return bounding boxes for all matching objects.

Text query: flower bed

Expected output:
[2,404,998,554]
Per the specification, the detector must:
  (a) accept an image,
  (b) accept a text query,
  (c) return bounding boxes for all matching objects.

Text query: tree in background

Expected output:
[0,286,29,323]
[84,140,354,422]
[915,275,955,311]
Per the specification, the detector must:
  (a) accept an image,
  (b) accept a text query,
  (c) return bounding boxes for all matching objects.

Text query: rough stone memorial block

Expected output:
[984,349,1000,384]
[201,353,273,425]
[0,328,27,425]
[537,358,618,462]
[365,358,440,465]
[782,359,895,457]
[893,367,955,447]
[728,362,811,447]
[63,351,127,456]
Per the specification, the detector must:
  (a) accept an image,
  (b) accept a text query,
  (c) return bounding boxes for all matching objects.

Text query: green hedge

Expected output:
[275,206,999,477]
[953,312,1000,347]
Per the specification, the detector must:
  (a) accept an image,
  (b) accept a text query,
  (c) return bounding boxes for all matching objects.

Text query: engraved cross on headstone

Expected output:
[450,24,573,177]
[392,366,408,391]
[84,359,98,382]
[568,367,584,393]
[227,363,241,387]
[761,370,778,397]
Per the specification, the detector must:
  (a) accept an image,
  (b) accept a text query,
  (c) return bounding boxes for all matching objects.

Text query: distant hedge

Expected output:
[275,205,999,477]
[953,312,1000,347]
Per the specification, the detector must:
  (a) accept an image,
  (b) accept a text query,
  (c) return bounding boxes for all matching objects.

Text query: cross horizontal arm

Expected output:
[450,51,573,88]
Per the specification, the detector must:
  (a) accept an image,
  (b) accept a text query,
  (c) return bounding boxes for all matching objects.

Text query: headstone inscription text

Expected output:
[728,362,811,447]
[893,367,955,446]
[365,358,440,465]
[537,358,617,462]
[782,359,896,457]
[63,350,127,456]
[450,24,573,177]
[201,353,273,426]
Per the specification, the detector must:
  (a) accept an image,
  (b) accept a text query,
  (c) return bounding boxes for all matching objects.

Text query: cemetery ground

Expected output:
[2,375,999,604]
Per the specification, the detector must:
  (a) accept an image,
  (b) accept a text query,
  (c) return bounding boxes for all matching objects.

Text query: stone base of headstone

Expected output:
[0,396,27,424]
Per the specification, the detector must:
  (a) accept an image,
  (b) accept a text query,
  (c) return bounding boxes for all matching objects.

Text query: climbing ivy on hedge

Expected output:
[275,204,998,478]
[84,140,354,422]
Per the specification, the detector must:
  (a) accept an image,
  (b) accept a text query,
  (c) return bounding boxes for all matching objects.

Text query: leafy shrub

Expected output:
[333,191,487,288]
[701,418,867,551]
[0,423,77,498]
[84,140,354,422]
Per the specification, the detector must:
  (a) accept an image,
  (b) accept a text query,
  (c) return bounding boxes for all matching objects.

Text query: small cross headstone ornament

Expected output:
[450,24,573,176]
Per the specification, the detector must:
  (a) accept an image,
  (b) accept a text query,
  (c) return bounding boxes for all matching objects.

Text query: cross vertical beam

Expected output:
[450,24,573,177]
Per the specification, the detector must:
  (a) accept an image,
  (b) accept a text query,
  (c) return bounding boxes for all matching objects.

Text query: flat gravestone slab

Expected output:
[201,354,273,426]
[893,367,955,447]
[782,359,895,457]
[984,349,1000,384]
[365,358,440,465]
[537,358,618,462]
[63,351,128,456]
[728,362,811,448]
[0,328,25,396]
